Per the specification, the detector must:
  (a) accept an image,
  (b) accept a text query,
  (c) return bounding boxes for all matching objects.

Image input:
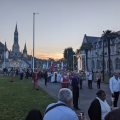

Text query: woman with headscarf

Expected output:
[88,90,111,120]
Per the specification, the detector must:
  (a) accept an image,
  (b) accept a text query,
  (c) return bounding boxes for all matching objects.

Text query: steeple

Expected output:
[5,41,7,51]
[13,23,19,45]
[14,23,18,34]
[23,43,27,58]
[12,23,20,55]
[23,43,27,52]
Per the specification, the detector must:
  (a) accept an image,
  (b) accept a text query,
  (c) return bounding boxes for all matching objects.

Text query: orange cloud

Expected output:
[28,50,63,60]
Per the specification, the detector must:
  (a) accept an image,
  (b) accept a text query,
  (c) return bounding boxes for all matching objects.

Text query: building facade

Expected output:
[80,34,120,73]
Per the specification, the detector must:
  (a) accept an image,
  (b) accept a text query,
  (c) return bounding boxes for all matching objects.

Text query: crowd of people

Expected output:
[2,67,120,120]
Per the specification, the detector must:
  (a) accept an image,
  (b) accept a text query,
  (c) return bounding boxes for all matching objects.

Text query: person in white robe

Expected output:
[50,72,54,82]
[51,72,58,82]
[57,72,61,82]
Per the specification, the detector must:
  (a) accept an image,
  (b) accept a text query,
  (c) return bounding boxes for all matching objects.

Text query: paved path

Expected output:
[38,79,120,120]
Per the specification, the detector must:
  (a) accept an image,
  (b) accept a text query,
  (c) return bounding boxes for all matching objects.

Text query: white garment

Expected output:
[88,72,92,80]
[43,101,79,120]
[48,72,51,77]
[109,76,120,94]
[51,72,58,82]
[96,97,111,120]
[57,74,61,82]
[85,71,89,80]
[51,74,54,82]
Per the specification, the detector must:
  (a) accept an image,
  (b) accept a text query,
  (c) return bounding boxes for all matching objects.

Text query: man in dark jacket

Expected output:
[71,73,80,110]
[43,70,48,86]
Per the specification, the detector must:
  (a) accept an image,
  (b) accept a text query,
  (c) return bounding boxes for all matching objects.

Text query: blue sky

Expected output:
[0,0,120,59]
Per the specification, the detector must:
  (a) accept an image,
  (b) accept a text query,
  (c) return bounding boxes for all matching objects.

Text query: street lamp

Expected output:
[4,41,5,68]
[102,35,105,81]
[33,13,39,72]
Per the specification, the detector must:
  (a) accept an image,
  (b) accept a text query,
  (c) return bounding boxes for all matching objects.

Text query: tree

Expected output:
[102,30,119,77]
[80,42,93,70]
[63,47,75,69]
[75,49,80,54]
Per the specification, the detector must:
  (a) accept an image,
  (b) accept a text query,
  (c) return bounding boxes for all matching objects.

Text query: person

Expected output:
[54,72,58,83]
[43,88,85,120]
[16,69,18,76]
[85,70,89,82]
[50,71,58,83]
[61,72,69,88]
[96,70,102,89]
[7,68,10,76]
[71,73,80,110]
[88,90,110,120]
[3,67,7,76]
[10,68,14,82]
[19,68,23,80]
[25,69,29,79]
[32,69,39,90]
[109,71,120,107]
[43,70,48,86]
[105,108,120,120]
[78,72,83,89]
[57,71,61,82]
[88,70,93,89]
[50,71,54,82]
[25,109,43,120]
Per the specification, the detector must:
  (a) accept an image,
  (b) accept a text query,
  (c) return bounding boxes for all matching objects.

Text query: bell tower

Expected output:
[12,23,20,56]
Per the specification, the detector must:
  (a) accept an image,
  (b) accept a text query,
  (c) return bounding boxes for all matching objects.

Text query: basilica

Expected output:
[80,33,120,73]
[0,24,31,68]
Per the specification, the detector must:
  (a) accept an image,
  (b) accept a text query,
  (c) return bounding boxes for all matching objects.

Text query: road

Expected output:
[38,79,120,120]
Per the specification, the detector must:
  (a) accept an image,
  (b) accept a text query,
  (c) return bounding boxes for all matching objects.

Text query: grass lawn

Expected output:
[0,76,56,120]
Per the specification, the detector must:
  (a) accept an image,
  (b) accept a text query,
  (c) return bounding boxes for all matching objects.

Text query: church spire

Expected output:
[23,43,27,58]
[14,23,18,34]
[23,43,27,52]
[5,41,7,51]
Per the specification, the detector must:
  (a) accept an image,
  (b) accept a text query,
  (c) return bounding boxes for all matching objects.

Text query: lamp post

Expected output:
[108,36,111,77]
[4,41,5,68]
[33,13,39,72]
[102,35,105,81]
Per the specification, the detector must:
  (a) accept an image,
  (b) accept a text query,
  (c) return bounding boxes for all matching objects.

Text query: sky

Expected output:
[0,0,120,60]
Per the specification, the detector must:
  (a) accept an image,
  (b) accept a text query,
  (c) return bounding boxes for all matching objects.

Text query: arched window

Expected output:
[91,60,95,69]
[115,58,120,69]
[96,60,100,69]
